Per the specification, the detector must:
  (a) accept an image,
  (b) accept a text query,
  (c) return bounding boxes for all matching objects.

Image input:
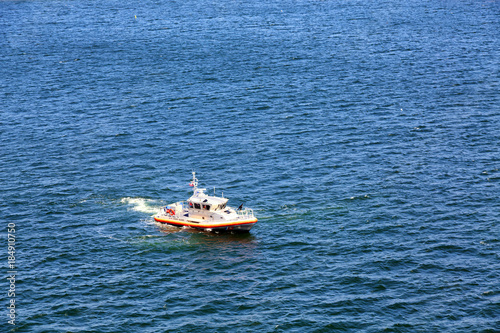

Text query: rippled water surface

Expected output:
[1,0,499,331]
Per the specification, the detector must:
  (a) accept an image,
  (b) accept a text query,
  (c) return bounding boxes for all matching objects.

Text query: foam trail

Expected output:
[121,197,164,215]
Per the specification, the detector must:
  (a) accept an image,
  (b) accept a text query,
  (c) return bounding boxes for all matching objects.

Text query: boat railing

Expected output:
[168,201,254,220]
[237,208,254,219]
[176,201,189,214]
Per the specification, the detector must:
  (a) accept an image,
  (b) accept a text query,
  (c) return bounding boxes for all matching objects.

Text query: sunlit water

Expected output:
[1,0,499,331]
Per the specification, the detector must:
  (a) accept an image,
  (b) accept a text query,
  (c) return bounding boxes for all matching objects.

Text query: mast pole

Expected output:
[191,171,198,190]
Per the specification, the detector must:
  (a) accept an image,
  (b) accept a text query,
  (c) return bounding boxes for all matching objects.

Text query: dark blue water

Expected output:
[1,0,499,331]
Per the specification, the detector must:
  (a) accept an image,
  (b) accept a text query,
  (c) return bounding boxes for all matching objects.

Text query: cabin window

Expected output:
[194,203,201,209]
[203,205,210,211]
[189,202,193,208]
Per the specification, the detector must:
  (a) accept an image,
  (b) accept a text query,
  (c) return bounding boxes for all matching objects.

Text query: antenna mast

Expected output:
[191,171,198,189]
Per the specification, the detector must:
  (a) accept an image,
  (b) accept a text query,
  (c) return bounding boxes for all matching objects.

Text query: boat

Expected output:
[154,172,258,232]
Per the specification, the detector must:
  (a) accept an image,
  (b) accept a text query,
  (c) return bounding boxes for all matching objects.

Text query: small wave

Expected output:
[346,194,371,200]
[95,228,129,244]
[120,197,163,215]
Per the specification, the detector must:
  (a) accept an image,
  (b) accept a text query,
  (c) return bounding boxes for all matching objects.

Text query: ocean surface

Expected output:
[1,0,499,331]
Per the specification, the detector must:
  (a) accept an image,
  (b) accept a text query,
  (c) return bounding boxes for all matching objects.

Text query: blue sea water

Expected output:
[1,0,499,331]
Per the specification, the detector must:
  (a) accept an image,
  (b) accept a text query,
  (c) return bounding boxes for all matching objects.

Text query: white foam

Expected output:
[121,197,163,215]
